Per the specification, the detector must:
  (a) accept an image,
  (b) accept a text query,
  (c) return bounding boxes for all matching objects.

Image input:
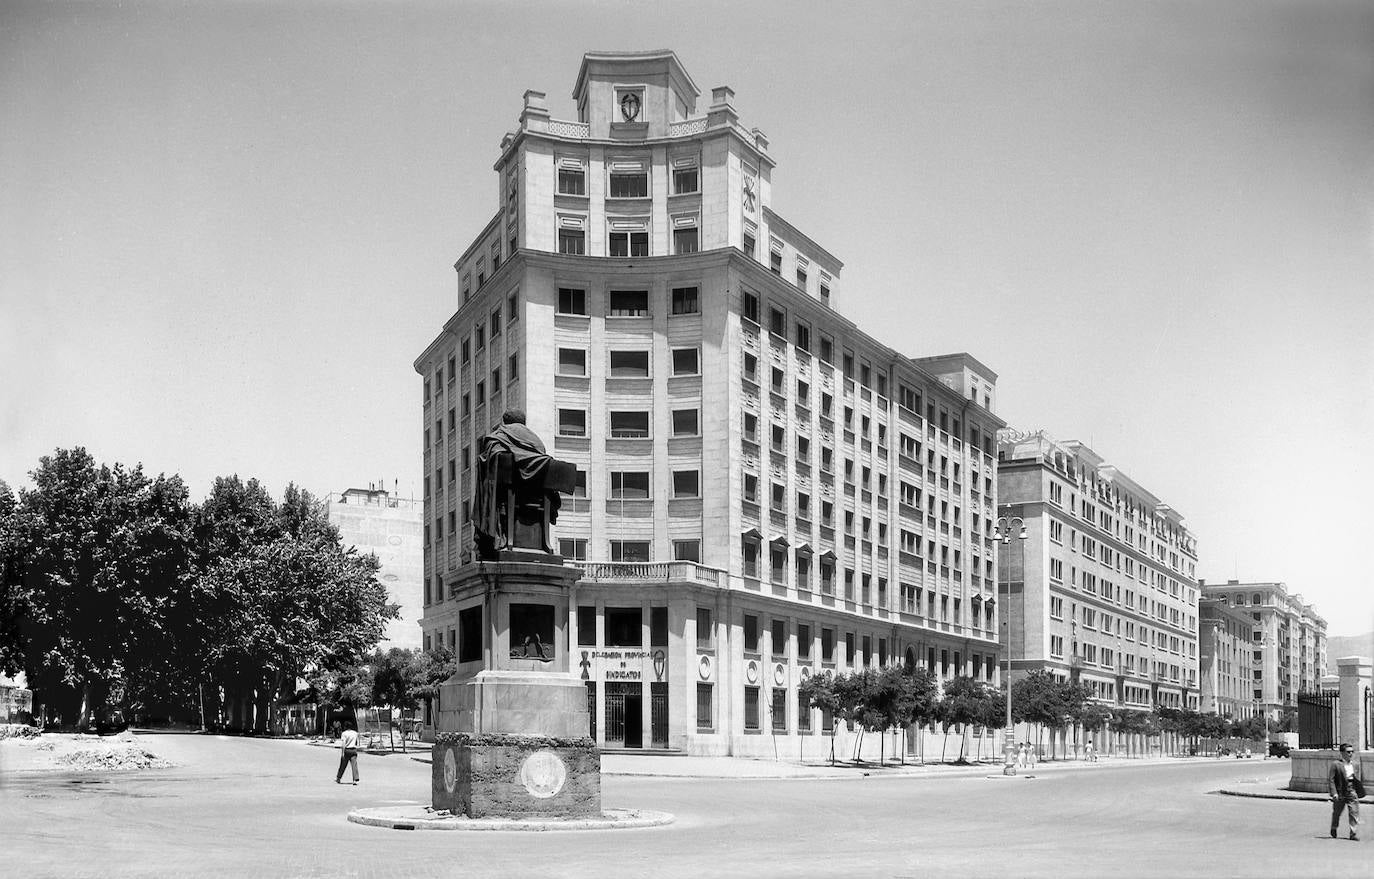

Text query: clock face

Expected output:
[620,92,641,122]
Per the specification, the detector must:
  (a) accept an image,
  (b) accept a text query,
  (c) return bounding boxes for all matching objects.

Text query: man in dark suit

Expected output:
[1328,743,1364,840]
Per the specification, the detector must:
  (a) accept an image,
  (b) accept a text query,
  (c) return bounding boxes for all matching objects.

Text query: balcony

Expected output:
[579,561,724,586]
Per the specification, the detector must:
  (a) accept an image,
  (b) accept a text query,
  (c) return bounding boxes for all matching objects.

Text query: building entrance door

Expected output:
[623,692,643,748]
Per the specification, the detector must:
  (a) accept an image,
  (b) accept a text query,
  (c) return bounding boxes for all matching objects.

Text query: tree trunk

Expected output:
[77,680,96,730]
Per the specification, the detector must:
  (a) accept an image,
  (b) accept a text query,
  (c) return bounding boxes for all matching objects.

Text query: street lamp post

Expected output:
[994,512,1028,775]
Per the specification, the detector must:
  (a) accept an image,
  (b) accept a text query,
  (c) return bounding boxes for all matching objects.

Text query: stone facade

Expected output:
[1198,579,1327,721]
[416,50,1005,758]
[996,431,1201,711]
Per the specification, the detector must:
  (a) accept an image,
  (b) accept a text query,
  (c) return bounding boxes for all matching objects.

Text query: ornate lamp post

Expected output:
[994,512,1028,775]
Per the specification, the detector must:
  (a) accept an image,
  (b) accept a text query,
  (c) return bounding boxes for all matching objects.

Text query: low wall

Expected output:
[1288,749,1374,794]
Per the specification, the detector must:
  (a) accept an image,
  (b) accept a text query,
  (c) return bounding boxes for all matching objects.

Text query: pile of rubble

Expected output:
[56,742,173,772]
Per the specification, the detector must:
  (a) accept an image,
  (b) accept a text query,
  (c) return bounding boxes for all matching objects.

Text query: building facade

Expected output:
[1199,596,1261,718]
[996,431,1201,716]
[1197,579,1327,720]
[415,51,1005,756]
[326,487,424,651]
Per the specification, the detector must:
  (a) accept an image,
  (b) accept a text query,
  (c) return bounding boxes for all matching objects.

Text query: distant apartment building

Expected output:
[1199,596,1260,718]
[997,431,1201,711]
[1197,579,1327,720]
[415,51,1006,756]
[326,487,424,651]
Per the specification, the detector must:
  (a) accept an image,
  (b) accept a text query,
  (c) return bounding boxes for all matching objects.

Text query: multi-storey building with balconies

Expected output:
[997,431,1201,726]
[1197,579,1327,721]
[414,51,1005,757]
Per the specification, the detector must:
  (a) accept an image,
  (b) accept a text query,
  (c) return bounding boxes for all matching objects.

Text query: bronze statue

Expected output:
[472,409,576,559]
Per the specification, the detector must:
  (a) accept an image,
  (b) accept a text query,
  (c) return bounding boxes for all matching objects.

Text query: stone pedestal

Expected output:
[432,732,599,818]
[1337,656,1371,750]
[432,553,600,818]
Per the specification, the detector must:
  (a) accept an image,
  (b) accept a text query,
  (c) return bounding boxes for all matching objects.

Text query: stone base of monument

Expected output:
[432,732,599,818]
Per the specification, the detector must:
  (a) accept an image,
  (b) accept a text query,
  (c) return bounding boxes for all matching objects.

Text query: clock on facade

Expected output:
[619,92,641,122]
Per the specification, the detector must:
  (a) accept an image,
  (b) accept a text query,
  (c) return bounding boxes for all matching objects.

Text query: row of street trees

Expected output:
[0,447,399,731]
[799,668,1270,765]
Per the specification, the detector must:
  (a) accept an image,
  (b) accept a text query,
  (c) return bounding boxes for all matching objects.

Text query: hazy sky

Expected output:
[3,1,1371,636]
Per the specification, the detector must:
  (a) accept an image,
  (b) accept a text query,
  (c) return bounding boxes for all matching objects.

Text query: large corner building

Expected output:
[416,51,1004,756]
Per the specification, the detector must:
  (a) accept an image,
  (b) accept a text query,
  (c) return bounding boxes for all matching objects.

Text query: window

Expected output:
[671,286,700,314]
[819,335,834,363]
[672,228,699,254]
[610,540,651,562]
[609,171,648,198]
[696,683,714,731]
[672,409,699,437]
[1050,596,1063,618]
[795,322,810,352]
[508,353,519,382]
[609,231,649,257]
[672,347,699,375]
[490,309,501,337]
[819,279,830,304]
[558,287,586,314]
[696,608,714,647]
[557,409,586,437]
[771,619,787,658]
[605,607,643,646]
[672,166,698,194]
[744,686,760,730]
[771,689,786,732]
[673,539,701,562]
[744,614,760,652]
[558,348,586,376]
[743,232,756,257]
[610,471,650,498]
[609,350,650,377]
[743,472,758,502]
[558,228,585,255]
[769,306,785,336]
[608,290,649,317]
[742,290,760,324]
[672,470,699,498]
[610,411,650,438]
[796,267,807,289]
[561,539,589,562]
[770,249,783,275]
[557,167,585,195]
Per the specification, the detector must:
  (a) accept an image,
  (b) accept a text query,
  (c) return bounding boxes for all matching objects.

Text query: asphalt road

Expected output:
[1,733,1365,879]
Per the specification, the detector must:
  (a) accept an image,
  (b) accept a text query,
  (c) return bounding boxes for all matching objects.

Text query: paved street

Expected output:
[2,733,1367,878]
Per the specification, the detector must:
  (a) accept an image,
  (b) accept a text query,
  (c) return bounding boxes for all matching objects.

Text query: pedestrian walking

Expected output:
[1016,742,1026,769]
[335,723,360,785]
[1085,738,1096,762]
[1026,742,1037,770]
[1328,743,1364,841]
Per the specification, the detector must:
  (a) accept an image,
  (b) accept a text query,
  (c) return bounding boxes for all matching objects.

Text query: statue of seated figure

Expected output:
[472,409,576,560]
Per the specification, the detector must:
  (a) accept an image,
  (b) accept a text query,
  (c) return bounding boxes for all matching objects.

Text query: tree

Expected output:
[940,676,991,763]
[6,448,193,727]
[799,670,842,765]
[0,479,28,678]
[1013,671,1081,759]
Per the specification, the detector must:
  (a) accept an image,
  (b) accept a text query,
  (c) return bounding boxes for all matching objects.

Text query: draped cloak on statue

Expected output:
[472,413,560,556]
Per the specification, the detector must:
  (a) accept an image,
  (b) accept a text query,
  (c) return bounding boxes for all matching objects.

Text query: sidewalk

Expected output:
[401,746,1222,779]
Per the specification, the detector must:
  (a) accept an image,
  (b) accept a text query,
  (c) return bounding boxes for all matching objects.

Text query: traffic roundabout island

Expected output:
[347,805,675,832]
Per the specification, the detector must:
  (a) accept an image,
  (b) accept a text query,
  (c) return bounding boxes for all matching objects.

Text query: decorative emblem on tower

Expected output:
[742,176,756,212]
[619,92,641,121]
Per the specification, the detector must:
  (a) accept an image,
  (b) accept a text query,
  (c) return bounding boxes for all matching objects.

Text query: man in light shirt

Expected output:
[335,723,360,785]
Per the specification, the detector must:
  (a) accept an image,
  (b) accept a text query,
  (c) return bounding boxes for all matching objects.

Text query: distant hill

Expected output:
[1326,632,1374,675]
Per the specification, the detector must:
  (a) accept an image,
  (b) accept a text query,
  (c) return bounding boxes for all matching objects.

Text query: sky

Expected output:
[2,1,1371,636]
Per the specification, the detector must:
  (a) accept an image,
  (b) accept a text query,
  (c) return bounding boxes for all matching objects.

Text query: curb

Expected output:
[1217,788,1374,803]
[347,806,675,832]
